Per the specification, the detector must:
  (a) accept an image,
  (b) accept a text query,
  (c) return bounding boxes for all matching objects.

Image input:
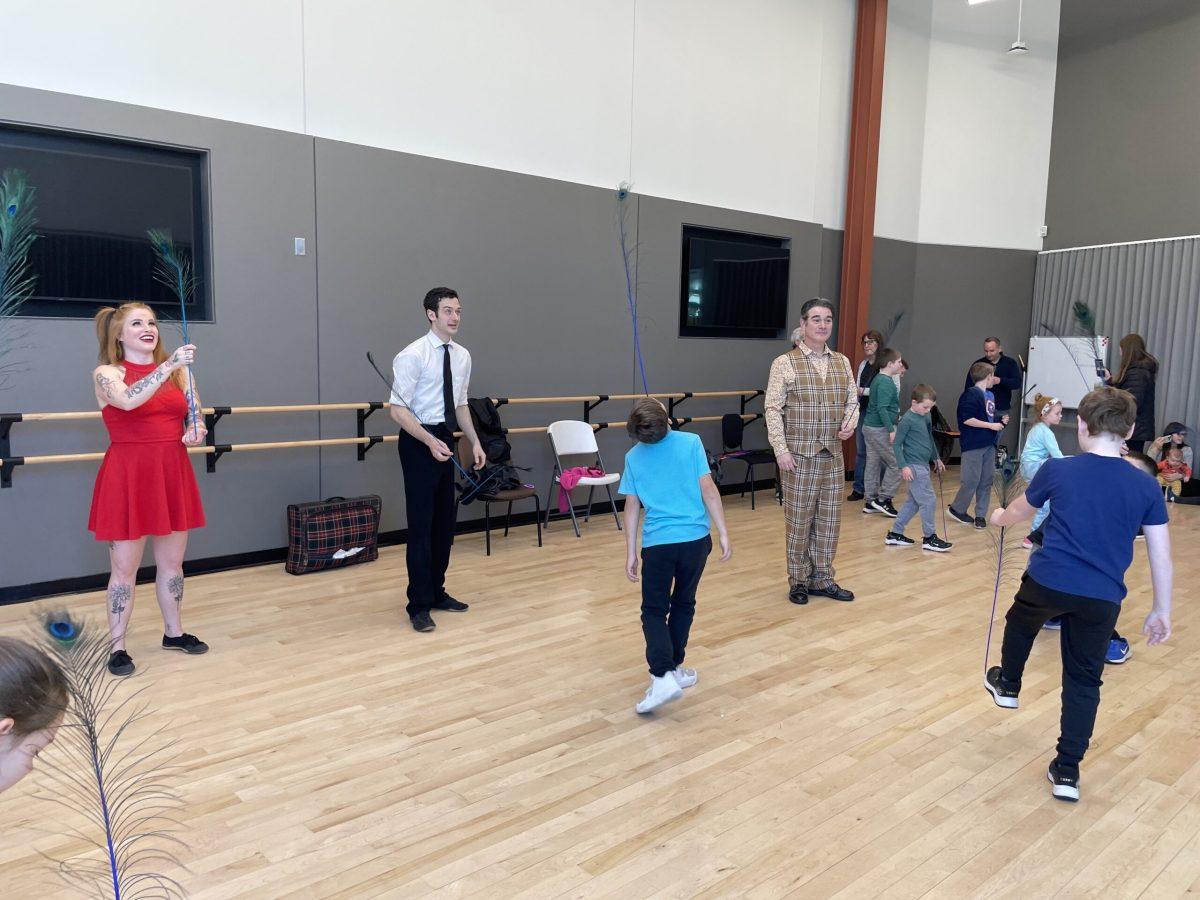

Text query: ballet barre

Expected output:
[1,391,764,487]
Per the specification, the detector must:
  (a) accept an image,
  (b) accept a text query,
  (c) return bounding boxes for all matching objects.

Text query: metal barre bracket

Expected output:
[2,414,24,488]
[204,406,231,469]
[667,392,693,418]
[583,395,608,423]
[739,390,764,416]
[207,443,233,472]
[357,402,385,459]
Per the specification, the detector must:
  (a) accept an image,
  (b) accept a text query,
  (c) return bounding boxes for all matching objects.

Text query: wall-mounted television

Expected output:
[679,224,790,339]
[0,124,210,320]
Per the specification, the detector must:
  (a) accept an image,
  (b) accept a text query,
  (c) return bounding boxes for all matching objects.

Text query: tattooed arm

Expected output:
[92,344,195,412]
[181,374,208,446]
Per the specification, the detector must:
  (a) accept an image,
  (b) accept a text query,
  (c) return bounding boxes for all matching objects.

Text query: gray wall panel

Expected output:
[0,84,320,589]
[1044,0,1200,249]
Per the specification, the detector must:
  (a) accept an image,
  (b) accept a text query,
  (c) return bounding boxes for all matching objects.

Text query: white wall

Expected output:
[0,0,858,230]
[878,0,1061,250]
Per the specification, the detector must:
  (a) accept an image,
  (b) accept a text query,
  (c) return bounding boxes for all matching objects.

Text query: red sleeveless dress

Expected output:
[88,360,206,541]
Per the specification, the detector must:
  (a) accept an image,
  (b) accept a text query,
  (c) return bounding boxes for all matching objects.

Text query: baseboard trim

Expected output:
[1,478,783,605]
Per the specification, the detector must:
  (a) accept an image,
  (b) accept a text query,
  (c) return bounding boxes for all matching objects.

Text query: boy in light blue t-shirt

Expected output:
[620,398,731,715]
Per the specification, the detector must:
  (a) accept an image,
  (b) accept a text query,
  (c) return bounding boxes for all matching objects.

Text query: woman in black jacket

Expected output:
[1107,333,1158,453]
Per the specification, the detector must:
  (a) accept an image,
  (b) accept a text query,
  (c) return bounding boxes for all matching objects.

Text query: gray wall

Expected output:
[0,85,819,593]
[1,84,320,593]
[1044,0,1200,250]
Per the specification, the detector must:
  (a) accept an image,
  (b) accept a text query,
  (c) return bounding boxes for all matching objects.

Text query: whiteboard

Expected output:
[1025,335,1110,410]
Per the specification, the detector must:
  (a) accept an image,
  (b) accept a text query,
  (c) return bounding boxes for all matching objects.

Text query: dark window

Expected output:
[0,124,210,320]
[678,225,790,339]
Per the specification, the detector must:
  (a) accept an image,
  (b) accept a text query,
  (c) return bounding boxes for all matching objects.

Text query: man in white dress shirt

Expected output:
[390,287,487,633]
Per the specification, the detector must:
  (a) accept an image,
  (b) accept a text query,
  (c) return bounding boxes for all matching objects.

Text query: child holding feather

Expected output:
[985,387,1172,802]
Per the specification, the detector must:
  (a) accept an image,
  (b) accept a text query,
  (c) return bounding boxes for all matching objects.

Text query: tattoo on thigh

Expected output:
[168,574,184,605]
[109,583,132,616]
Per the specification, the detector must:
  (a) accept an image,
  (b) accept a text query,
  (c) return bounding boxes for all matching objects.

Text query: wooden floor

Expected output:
[2,474,1198,898]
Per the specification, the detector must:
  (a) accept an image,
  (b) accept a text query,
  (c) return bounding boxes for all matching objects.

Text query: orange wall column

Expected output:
[838,0,888,470]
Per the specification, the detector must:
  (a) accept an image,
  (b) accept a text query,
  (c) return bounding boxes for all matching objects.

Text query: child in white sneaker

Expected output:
[620,398,731,715]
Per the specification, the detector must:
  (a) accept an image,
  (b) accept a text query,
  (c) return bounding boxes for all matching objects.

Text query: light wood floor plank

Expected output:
[0,473,1195,897]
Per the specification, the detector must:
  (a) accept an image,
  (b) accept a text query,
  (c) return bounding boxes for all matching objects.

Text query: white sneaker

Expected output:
[671,666,698,689]
[635,674,683,714]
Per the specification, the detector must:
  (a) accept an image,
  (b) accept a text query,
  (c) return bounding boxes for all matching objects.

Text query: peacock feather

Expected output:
[0,169,39,388]
[879,309,905,347]
[983,460,1028,673]
[146,228,200,436]
[33,611,186,899]
[616,182,649,395]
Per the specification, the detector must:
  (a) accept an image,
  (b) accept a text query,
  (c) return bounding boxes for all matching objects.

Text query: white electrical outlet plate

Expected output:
[294,237,306,255]
[1039,226,1048,237]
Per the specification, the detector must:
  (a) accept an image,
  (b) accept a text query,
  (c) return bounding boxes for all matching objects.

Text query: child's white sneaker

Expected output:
[636,674,683,714]
[671,666,698,689]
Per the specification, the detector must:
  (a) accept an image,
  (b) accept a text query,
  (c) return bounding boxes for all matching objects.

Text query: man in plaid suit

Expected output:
[765,298,859,605]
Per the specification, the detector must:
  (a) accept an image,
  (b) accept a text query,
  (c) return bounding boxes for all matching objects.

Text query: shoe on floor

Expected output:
[847,491,864,502]
[431,594,469,612]
[1047,761,1080,802]
[1105,636,1131,664]
[636,674,684,714]
[947,506,973,526]
[410,611,436,632]
[671,666,698,689]
[789,584,809,605]
[107,649,135,677]
[867,498,893,515]
[162,633,209,654]
[863,502,880,515]
[885,531,915,547]
[985,666,1019,709]
[922,535,952,552]
[973,517,987,529]
[1042,617,1062,631]
[878,499,899,518]
[809,582,855,601]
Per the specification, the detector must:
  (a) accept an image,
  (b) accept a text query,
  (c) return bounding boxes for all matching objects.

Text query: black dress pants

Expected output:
[998,573,1121,772]
[640,535,711,677]
[399,426,457,617]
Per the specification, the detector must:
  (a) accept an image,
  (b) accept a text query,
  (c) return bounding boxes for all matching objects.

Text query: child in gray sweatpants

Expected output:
[886,385,953,552]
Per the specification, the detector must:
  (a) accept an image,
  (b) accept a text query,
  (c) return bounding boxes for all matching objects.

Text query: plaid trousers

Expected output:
[781,449,842,589]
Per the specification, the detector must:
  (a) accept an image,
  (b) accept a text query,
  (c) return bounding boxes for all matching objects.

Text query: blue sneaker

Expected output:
[1105,637,1131,665]
[1042,617,1062,631]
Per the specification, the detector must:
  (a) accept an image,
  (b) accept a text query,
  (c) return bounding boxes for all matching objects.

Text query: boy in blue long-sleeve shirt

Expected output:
[949,362,1007,528]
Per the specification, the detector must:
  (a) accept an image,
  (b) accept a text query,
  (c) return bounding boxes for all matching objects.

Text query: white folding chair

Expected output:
[544,420,622,538]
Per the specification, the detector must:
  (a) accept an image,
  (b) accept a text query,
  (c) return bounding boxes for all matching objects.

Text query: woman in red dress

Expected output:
[89,302,209,676]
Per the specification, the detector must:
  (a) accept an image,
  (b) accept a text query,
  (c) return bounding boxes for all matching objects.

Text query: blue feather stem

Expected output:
[170,252,200,439]
[617,187,649,394]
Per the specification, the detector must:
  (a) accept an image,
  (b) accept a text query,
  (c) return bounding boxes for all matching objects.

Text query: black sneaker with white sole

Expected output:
[922,534,952,552]
[162,633,209,654]
[1047,761,1080,802]
[947,506,973,526]
[863,502,880,515]
[878,499,899,518]
[985,666,1019,708]
[885,531,915,547]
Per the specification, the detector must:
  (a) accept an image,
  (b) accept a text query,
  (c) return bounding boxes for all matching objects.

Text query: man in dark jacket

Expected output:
[965,337,1022,451]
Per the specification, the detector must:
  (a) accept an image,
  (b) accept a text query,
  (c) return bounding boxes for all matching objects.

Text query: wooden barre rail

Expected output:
[6,414,758,469]
[9,390,763,422]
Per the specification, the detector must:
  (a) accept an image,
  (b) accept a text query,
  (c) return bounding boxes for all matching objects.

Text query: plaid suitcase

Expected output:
[286,495,382,575]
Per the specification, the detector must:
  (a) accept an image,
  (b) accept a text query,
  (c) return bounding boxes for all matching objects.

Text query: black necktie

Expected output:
[442,343,455,426]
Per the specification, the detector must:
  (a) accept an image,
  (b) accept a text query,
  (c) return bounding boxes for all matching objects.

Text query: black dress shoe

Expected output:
[973,517,987,529]
[410,611,436,632]
[431,594,469,612]
[809,583,855,601]
[789,585,809,605]
[847,491,864,502]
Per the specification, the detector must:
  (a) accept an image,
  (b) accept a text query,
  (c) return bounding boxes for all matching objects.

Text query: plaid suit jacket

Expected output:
[765,346,858,459]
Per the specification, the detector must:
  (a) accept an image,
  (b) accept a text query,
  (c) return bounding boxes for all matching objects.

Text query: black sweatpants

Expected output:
[398,426,457,618]
[640,535,711,677]
[998,573,1121,772]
